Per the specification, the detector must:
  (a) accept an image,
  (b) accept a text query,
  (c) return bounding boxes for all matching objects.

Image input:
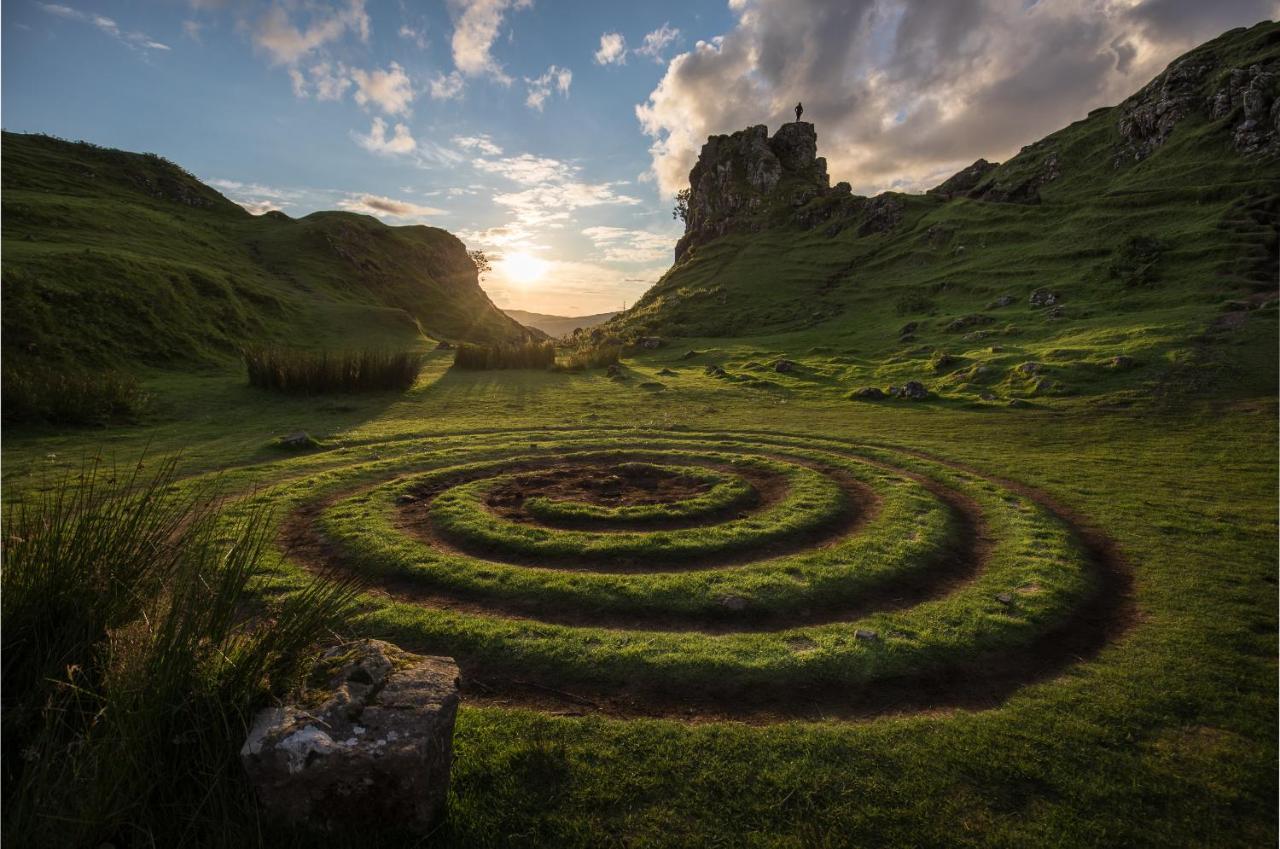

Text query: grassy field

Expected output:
[3,340,1275,848]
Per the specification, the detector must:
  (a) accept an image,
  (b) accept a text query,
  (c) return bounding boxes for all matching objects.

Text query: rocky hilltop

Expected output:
[675,122,906,262]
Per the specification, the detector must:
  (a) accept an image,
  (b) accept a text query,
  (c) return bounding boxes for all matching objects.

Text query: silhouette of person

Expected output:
[795,102,803,122]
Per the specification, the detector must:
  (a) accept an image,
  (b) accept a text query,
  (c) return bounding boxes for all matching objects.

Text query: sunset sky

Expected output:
[4,0,1275,315]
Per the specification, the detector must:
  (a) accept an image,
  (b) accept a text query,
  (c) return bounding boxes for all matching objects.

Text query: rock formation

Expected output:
[241,640,461,834]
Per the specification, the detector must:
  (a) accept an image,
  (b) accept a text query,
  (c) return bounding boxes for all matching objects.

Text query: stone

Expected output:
[852,387,886,400]
[680,349,699,360]
[718,595,749,612]
[1028,288,1058,308]
[276,431,319,451]
[1008,398,1030,408]
[893,381,929,401]
[996,593,1015,605]
[988,295,1015,308]
[637,336,663,350]
[241,640,460,835]
[854,629,880,642]
[772,359,797,373]
[945,314,994,332]
[1107,355,1136,369]
[932,353,960,372]
[1017,362,1042,375]
[704,364,727,378]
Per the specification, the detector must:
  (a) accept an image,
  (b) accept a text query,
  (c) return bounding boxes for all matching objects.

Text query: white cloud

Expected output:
[39,3,170,52]
[337,193,446,218]
[581,226,675,263]
[291,62,353,101]
[594,31,627,65]
[399,24,429,49]
[354,118,418,155]
[447,0,532,83]
[351,62,415,115]
[635,0,1280,197]
[252,0,369,65]
[524,65,572,111]
[454,135,504,156]
[239,199,287,215]
[473,153,573,184]
[635,23,679,62]
[428,70,466,100]
[182,20,203,42]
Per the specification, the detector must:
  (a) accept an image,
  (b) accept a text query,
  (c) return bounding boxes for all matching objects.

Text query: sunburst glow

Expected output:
[498,251,548,286]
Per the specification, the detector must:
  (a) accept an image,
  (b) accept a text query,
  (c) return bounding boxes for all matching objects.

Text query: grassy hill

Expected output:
[504,309,619,338]
[607,22,1278,404]
[1,132,531,369]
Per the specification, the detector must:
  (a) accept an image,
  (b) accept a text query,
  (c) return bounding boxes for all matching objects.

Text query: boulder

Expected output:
[1107,355,1136,369]
[704,364,727,377]
[276,431,320,451]
[852,387,886,400]
[892,381,929,401]
[637,336,663,350]
[241,640,461,834]
[987,295,1015,309]
[772,359,797,373]
[1028,288,1058,308]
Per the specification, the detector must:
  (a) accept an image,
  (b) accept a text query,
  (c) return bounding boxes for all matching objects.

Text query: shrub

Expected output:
[2,366,148,426]
[558,344,621,371]
[453,340,555,370]
[1,458,360,847]
[243,346,423,393]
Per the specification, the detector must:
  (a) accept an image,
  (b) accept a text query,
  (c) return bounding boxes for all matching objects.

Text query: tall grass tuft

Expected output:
[2,365,148,426]
[557,344,621,371]
[1,458,362,847]
[453,340,556,370]
[243,346,424,394]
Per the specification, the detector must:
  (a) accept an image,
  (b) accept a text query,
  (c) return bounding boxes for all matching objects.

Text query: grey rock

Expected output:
[1028,288,1058,308]
[927,158,998,200]
[277,431,319,451]
[1017,362,1042,376]
[772,359,797,373]
[852,387,886,400]
[988,294,1015,308]
[241,640,460,835]
[854,629,880,642]
[893,381,929,401]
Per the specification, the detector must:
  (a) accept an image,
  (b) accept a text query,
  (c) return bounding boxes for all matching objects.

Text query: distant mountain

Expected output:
[504,309,619,338]
[612,21,1278,354]
[1,132,533,368]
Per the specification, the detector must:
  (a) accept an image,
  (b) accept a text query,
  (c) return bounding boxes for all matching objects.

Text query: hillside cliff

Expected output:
[1,132,532,368]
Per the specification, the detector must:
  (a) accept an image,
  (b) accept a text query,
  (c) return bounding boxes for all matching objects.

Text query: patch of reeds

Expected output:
[243,346,423,393]
[1,458,361,847]
[2,366,148,425]
[452,340,556,370]
[557,344,622,371]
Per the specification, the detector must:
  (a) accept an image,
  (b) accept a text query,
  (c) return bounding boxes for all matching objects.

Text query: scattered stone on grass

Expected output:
[1029,288,1058,308]
[889,381,929,400]
[241,640,460,835]
[276,431,320,451]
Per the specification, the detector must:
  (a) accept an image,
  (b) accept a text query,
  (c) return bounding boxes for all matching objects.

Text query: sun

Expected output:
[499,251,548,286]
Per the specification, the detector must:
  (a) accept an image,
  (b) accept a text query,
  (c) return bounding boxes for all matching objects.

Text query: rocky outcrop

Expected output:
[1116,41,1279,164]
[927,159,998,199]
[241,640,461,834]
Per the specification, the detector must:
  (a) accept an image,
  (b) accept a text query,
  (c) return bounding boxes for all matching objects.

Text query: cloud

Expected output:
[290,62,353,101]
[38,3,170,51]
[581,226,676,263]
[252,0,369,65]
[447,0,532,83]
[399,24,429,49]
[238,199,287,215]
[207,178,296,214]
[473,153,573,184]
[428,70,466,100]
[635,0,1280,198]
[337,193,446,218]
[454,134,504,156]
[183,20,204,42]
[354,118,417,155]
[635,23,679,62]
[524,65,572,111]
[351,62,415,114]
[594,32,627,65]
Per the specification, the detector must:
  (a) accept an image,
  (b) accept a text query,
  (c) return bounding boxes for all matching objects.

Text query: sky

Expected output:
[3,0,1276,315]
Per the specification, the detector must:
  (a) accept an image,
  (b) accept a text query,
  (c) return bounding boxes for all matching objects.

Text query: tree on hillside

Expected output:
[468,249,491,281]
[672,188,690,224]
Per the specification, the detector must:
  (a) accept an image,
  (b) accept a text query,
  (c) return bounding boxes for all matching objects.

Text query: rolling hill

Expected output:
[0,132,533,369]
[605,21,1278,402]
[504,309,618,338]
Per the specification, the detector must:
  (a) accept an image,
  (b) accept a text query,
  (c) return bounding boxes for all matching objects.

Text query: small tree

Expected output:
[672,188,691,224]
[468,249,491,280]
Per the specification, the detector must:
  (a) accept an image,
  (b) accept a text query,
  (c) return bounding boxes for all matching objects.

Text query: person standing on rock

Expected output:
[795,102,803,122]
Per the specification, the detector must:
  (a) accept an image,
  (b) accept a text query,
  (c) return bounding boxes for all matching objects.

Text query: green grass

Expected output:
[243,346,424,394]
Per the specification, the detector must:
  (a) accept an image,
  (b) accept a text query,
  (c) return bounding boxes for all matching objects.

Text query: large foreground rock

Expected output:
[241,640,461,833]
